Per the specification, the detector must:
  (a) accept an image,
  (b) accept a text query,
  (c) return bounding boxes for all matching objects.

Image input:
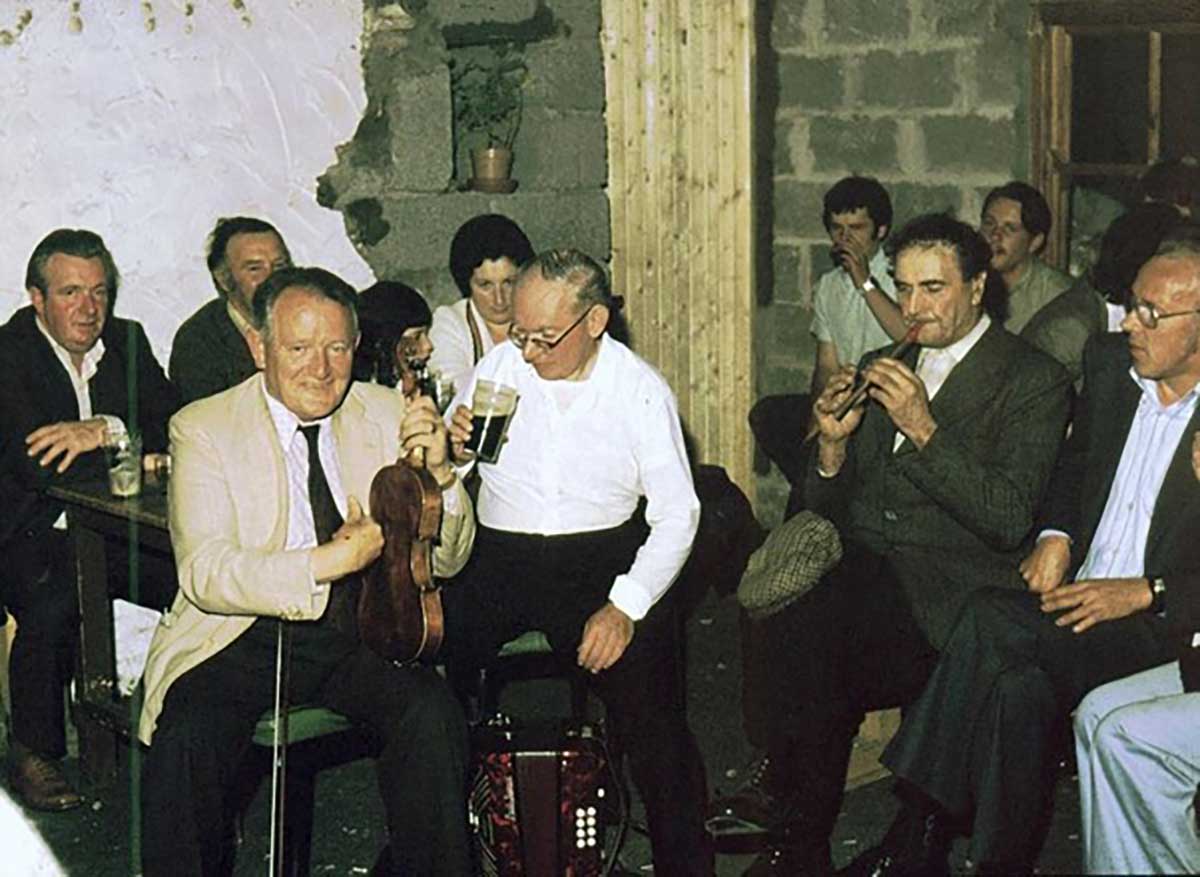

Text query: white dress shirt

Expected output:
[35,316,125,527]
[262,382,348,586]
[1075,371,1200,580]
[453,334,701,621]
[892,314,991,452]
[429,298,497,396]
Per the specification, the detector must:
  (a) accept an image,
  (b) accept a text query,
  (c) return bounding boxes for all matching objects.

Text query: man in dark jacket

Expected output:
[0,228,178,810]
[844,238,1200,875]
[730,214,1072,874]
[169,216,290,403]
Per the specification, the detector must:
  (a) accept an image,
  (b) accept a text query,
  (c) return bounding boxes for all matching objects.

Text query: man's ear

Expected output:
[586,304,610,338]
[970,273,986,307]
[28,286,46,318]
[875,224,889,242]
[248,326,267,370]
[1030,231,1046,256]
[212,265,233,297]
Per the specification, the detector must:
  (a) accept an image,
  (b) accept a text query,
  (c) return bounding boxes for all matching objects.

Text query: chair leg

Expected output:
[283,766,317,877]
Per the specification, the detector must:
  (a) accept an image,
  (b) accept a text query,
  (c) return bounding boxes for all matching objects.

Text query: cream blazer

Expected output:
[138,375,474,744]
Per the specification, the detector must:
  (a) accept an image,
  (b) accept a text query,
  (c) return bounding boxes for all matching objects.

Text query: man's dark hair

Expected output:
[25,228,121,302]
[522,248,620,313]
[352,281,432,388]
[448,214,535,298]
[888,212,994,283]
[982,181,1053,241]
[253,266,358,341]
[822,176,893,237]
[1140,156,1200,212]
[1091,204,1182,307]
[205,216,287,294]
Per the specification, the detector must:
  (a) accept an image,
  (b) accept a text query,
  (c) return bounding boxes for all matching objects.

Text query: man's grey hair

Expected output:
[252,266,359,342]
[522,248,616,312]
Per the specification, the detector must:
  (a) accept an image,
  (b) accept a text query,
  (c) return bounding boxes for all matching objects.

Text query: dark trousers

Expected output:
[883,587,1174,865]
[140,622,470,877]
[742,549,940,851]
[441,522,713,876]
[2,531,77,758]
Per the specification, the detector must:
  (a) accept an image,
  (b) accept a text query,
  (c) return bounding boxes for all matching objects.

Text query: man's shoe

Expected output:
[707,753,791,851]
[838,810,951,877]
[7,744,83,812]
[744,841,832,876]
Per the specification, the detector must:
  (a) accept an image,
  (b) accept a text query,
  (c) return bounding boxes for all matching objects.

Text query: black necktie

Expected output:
[299,424,357,636]
[299,424,343,544]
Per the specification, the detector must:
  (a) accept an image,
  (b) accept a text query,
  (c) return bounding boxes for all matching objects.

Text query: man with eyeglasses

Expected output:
[842,235,1200,875]
[442,248,713,875]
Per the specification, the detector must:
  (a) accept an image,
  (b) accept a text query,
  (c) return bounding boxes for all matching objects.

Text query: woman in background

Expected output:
[354,281,434,401]
[428,214,534,391]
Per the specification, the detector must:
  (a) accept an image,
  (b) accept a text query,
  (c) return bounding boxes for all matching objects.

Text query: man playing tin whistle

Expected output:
[725,213,1073,874]
[443,248,714,875]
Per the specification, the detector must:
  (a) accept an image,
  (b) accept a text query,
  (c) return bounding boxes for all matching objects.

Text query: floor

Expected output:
[7,586,1085,875]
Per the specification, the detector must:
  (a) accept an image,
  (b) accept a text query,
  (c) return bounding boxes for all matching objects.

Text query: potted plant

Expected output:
[450,44,527,193]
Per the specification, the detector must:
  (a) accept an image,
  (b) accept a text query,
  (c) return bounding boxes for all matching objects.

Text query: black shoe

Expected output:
[707,753,790,851]
[744,841,832,876]
[838,811,950,877]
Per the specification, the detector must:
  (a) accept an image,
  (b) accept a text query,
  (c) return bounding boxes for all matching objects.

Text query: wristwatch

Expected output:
[860,276,879,296]
[1149,576,1167,614]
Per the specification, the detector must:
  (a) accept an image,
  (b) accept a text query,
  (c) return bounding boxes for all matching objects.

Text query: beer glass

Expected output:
[107,432,143,498]
[463,379,518,464]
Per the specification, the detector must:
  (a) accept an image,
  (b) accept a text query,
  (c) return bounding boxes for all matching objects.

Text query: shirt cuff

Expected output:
[608,574,652,622]
[442,481,461,515]
[99,415,128,447]
[1036,529,1071,544]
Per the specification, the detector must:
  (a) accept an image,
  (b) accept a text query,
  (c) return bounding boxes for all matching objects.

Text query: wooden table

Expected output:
[49,475,174,787]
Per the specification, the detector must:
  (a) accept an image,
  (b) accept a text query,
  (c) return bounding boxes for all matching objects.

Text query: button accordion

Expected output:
[469,718,623,876]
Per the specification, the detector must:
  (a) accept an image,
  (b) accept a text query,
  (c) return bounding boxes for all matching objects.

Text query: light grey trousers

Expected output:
[1074,661,1200,875]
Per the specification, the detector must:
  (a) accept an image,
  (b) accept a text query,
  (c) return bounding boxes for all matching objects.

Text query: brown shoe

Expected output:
[7,743,83,812]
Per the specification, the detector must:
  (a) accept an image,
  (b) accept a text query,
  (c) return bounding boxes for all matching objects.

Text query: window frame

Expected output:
[1031,0,1200,266]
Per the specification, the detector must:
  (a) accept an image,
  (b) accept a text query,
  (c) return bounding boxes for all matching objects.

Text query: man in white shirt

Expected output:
[0,229,178,812]
[444,248,710,875]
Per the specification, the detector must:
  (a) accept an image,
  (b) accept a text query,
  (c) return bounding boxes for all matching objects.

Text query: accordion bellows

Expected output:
[737,510,843,619]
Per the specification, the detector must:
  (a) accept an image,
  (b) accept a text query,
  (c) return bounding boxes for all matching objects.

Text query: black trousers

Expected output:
[883,587,1174,865]
[742,548,940,850]
[140,621,470,877]
[2,530,78,759]
[441,521,713,876]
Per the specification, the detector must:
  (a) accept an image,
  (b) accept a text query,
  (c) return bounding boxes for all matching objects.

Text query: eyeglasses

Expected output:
[508,305,595,355]
[1127,299,1200,329]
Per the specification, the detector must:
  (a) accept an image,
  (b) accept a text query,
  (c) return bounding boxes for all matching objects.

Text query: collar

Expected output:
[226,300,255,337]
[34,312,106,381]
[927,312,991,366]
[1129,367,1200,415]
[259,375,335,448]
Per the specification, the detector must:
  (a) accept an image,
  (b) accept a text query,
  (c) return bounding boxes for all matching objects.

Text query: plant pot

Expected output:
[469,146,517,193]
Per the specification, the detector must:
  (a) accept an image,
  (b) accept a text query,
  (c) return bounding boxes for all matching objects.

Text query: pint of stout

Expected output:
[464,379,518,464]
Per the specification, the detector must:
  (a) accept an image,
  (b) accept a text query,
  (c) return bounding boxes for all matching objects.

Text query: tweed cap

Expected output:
[736,510,842,619]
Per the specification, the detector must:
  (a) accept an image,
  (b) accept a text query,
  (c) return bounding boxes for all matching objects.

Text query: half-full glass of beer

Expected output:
[464,379,518,463]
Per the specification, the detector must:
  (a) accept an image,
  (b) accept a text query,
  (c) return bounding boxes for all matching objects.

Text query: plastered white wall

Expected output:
[0,0,372,364]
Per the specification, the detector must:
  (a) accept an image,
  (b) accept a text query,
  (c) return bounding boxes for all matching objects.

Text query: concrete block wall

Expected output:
[755,0,1034,524]
[322,0,609,309]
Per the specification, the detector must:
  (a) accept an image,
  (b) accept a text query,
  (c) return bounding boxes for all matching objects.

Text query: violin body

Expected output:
[360,458,445,663]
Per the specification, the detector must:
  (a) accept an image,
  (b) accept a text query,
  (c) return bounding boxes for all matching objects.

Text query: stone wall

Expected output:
[321,0,610,310]
[754,0,1034,524]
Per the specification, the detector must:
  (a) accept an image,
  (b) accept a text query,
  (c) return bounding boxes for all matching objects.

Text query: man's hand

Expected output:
[833,236,872,288]
[812,365,866,443]
[1020,535,1071,594]
[25,418,109,473]
[577,602,635,674]
[447,403,474,462]
[1040,577,1153,634]
[311,495,384,581]
[401,396,452,481]
[861,357,938,449]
